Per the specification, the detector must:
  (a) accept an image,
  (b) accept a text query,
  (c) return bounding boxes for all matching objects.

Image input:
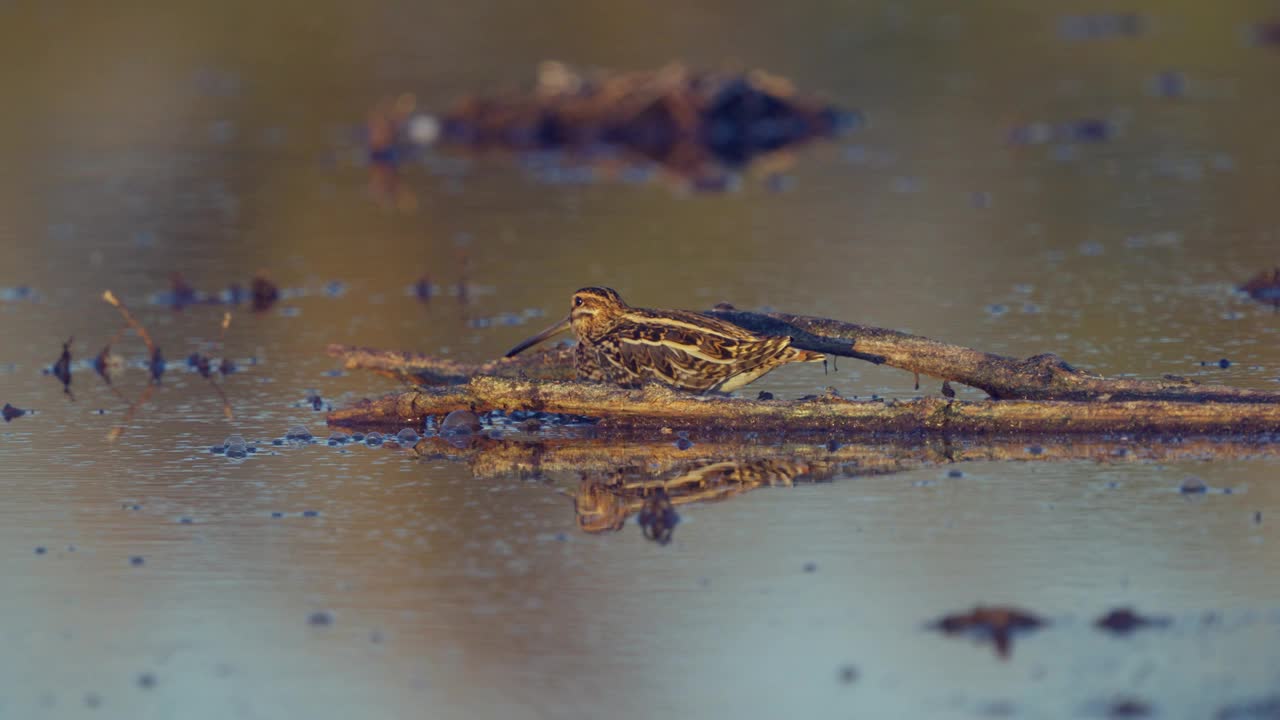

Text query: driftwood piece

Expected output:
[329,309,1279,403]
[704,307,1280,403]
[327,376,1280,435]
[327,303,1279,435]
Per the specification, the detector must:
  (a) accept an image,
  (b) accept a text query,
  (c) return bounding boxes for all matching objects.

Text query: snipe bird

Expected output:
[505,287,824,393]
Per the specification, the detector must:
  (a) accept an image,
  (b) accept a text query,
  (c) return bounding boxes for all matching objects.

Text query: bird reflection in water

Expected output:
[573,458,827,543]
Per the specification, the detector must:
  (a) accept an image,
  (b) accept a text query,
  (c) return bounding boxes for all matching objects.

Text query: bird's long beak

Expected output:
[505,314,571,357]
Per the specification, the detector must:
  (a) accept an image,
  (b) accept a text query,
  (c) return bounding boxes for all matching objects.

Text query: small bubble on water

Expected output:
[129,556,145,566]
[947,470,964,478]
[34,546,47,555]
[136,673,157,690]
[365,432,384,446]
[675,437,694,450]
[396,428,420,444]
[302,510,320,518]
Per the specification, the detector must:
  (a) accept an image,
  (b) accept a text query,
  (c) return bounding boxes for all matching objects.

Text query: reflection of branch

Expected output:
[409,435,1280,535]
[331,375,1280,435]
[102,290,156,353]
[106,383,156,443]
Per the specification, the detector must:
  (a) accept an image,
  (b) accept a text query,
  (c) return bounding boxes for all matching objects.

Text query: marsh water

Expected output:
[2,2,1280,718]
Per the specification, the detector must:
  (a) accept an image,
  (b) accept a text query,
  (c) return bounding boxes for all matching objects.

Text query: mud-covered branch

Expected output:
[327,376,1280,435]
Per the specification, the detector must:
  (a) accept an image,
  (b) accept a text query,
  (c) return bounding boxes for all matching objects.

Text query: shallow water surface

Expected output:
[2,1,1279,718]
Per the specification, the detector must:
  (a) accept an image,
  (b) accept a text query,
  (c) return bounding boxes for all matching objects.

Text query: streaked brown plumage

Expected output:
[505,287,824,393]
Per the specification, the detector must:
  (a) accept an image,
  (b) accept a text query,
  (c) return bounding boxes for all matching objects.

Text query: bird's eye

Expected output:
[574,297,584,307]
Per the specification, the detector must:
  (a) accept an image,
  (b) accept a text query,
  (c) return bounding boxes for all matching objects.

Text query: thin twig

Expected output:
[102,290,156,353]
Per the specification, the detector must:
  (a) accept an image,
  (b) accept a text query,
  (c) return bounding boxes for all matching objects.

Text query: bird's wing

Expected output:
[611,312,753,364]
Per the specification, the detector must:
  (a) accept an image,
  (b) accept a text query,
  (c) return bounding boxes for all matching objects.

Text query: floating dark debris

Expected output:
[1216,695,1280,719]
[1180,476,1208,494]
[169,272,198,310]
[2,403,27,422]
[1008,119,1112,146]
[251,272,279,312]
[1057,13,1145,40]
[305,391,326,412]
[50,337,73,398]
[188,352,212,379]
[412,275,434,302]
[370,62,858,191]
[0,285,36,302]
[149,347,166,384]
[1097,697,1154,718]
[1249,21,1280,48]
[1240,268,1280,309]
[930,605,1047,660]
[307,610,334,627]
[1094,607,1171,635]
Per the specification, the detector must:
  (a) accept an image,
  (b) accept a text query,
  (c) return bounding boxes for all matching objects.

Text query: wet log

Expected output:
[708,307,1280,403]
[328,302,1280,403]
[327,375,1280,435]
